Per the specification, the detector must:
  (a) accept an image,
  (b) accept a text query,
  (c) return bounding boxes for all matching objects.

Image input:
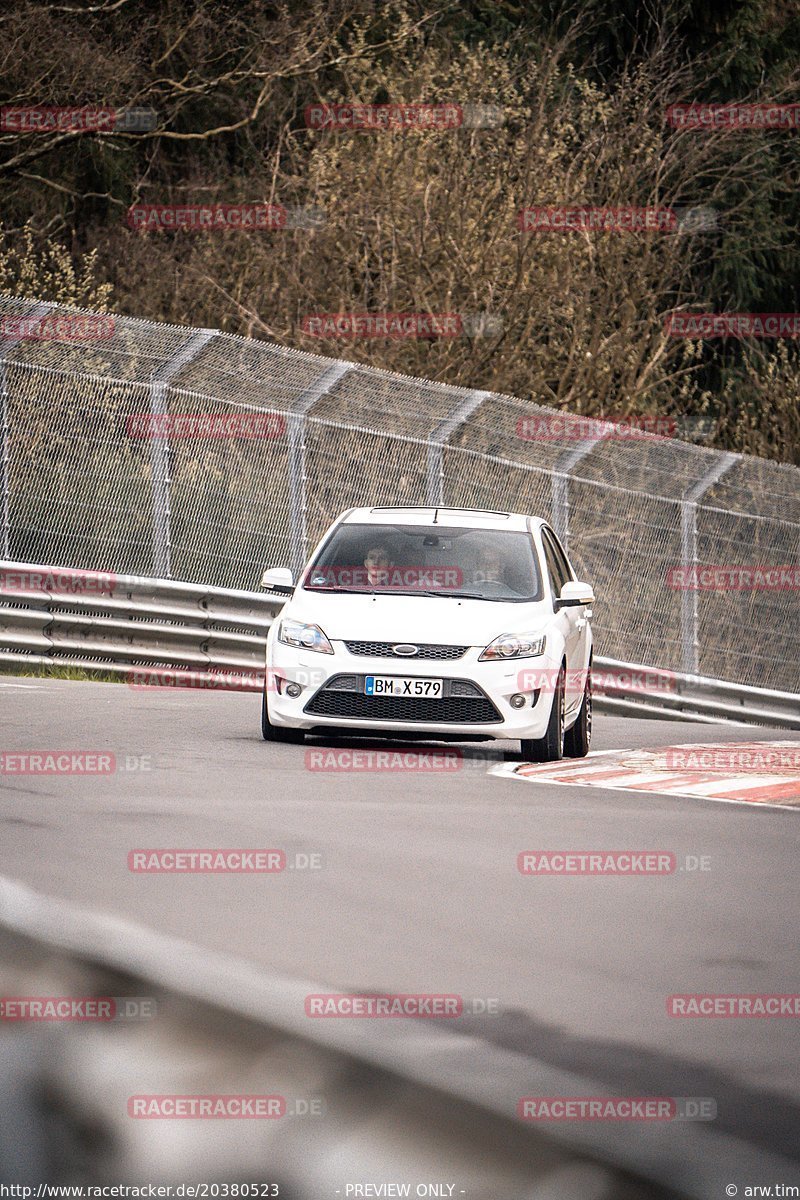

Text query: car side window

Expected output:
[540,533,564,600]
[546,529,574,586]
[541,528,571,603]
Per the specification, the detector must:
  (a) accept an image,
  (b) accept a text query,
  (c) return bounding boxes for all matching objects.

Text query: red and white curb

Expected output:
[490,742,800,810]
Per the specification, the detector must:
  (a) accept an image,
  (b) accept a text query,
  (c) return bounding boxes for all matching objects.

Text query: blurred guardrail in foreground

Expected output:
[3,876,797,1198]
[1,293,799,691]
[1,562,797,729]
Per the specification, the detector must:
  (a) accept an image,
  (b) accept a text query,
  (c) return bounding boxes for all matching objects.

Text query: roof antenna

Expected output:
[432,507,439,524]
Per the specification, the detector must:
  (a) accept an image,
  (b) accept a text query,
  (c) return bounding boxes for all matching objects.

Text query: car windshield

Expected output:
[302,523,543,602]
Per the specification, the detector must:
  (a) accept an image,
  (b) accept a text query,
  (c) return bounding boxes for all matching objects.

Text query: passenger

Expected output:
[473,549,505,587]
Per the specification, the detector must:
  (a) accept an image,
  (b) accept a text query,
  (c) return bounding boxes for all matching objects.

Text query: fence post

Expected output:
[680,453,739,674]
[0,356,13,561]
[148,328,217,578]
[0,355,14,561]
[148,379,170,579]
[288,361,354,579]
[426,391,490,506]
[0,302,54,559]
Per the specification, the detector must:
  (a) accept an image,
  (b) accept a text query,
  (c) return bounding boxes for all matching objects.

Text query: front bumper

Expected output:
[265,641,558,740]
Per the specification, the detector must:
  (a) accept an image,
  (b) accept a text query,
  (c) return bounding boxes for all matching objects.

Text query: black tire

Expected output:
[564,664,592,758]
[261,690,305,743]
[520,663,565,762]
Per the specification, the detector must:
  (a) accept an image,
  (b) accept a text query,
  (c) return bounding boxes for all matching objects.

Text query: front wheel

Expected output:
[261,691,305,743]
[564,665,591,758]
[520,664,565,762]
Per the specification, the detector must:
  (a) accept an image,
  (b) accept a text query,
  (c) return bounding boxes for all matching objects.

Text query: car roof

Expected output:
[339,506,542,533]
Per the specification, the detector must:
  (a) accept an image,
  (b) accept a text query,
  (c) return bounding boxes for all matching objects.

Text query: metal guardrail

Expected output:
[0,560,278,685]
[1,561,798,728]
[7,873,793,1198]
[594,656,800,729]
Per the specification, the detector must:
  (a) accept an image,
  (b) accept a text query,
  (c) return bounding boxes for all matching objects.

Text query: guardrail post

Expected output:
[288,361,354,579]
[0,302,54,559]
[148,328,217,578]
[680,453,739,674]
[426,391,490,506]
[551,429,609,550]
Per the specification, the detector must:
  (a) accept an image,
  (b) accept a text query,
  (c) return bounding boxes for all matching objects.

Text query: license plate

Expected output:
[365,675,443,698]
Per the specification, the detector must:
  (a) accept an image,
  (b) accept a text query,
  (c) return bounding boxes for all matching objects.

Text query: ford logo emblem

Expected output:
[392,644,419,656]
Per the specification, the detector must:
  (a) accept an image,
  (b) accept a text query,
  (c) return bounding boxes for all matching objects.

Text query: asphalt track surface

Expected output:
[1,677,799,1179]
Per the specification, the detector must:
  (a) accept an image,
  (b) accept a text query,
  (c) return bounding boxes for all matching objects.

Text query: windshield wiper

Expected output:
[304,585,525,602]
[304,585,376,595]
[402,589,510,601]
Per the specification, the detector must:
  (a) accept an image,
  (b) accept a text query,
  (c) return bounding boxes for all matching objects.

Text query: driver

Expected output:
[363,544,395,587]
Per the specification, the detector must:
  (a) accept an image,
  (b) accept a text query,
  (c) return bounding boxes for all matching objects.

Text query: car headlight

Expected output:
[278,619,333,654]
[479,633,546,661]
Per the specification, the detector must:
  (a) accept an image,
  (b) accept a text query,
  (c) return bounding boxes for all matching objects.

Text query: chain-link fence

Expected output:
[1,293,798,690]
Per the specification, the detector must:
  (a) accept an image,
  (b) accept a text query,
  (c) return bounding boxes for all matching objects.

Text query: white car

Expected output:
[260,506,595,761]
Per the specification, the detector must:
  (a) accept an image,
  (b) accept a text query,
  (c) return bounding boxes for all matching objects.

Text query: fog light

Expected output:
[285,682,302,698]
[510,693,526,709]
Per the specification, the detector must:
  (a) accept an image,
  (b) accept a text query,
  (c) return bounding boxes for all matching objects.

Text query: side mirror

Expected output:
[261,567,294,594]
[555,579,595,609]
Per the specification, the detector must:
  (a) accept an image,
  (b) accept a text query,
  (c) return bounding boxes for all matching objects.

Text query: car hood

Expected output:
[279,590,550,645]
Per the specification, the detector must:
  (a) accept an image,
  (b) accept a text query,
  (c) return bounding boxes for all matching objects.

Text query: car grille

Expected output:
[344,641,468,660]
[304,675,501,724]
